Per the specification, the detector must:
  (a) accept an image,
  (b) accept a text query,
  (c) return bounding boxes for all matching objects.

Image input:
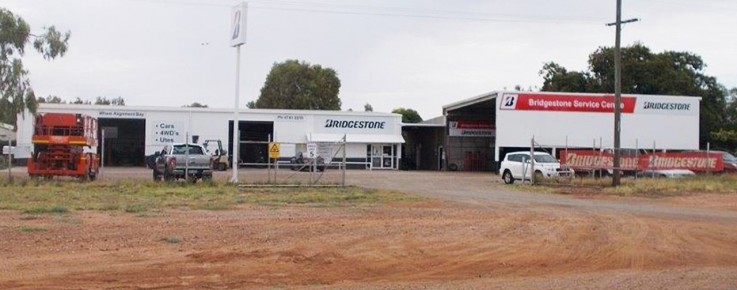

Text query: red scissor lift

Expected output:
[28,113,100,180]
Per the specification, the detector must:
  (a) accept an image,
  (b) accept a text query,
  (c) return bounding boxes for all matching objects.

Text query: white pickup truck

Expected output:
[147,143,213,183]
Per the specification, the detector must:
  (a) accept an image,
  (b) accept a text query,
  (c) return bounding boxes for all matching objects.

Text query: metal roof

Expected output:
[37,103,401,118]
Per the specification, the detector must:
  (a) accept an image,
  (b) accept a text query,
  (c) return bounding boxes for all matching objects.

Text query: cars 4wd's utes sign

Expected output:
[559,150,724,172]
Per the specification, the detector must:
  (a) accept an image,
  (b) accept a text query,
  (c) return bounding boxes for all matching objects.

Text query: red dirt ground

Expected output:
[2,169,737,289]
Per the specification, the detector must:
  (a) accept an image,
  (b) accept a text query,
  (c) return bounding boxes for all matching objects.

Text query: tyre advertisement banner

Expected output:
[559,150,723,172]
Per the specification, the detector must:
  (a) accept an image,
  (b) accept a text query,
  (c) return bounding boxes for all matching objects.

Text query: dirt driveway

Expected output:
[2,168,737,289]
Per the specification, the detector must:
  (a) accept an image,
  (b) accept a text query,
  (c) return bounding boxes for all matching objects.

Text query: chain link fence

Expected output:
[236,139,348,186]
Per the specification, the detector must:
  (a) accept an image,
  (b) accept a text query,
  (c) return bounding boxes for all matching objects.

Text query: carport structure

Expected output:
[442,92,497,172]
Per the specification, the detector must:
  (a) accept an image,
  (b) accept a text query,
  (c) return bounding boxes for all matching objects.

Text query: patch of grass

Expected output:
[124,204,147,213]
[161,236,182,244]
[55,215,82,224]
[22,205,69,214]
[17,225,47,232]
[237,186,422,206]
[136,211,166,218]
[197,202,230,211]
[530,174,737,197]
[0,180,421,213]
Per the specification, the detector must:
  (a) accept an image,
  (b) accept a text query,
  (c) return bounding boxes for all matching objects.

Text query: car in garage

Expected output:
[500,151,574,184]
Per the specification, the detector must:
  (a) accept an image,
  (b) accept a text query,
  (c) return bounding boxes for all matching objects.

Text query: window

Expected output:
[172,145,204,155]
[533,154,557,163]
[508,154,524,162]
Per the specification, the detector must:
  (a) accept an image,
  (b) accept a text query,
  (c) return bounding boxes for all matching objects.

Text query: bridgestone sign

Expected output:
[324,119,385,129]
[559,150,723,172]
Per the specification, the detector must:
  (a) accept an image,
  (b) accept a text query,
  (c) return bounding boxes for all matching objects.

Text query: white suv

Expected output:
[499,151,573,184]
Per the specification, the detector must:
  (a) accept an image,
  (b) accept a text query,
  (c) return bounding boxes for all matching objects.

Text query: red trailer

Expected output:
[28,113,100,180]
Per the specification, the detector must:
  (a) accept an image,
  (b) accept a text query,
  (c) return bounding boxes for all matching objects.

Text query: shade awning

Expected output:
[307,133,405,144]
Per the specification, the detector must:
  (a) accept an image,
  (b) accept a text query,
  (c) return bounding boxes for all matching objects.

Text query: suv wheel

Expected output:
[502,170,515,184]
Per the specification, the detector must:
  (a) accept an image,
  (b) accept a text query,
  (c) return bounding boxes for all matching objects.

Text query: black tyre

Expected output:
[502,170,514,184]
[163,171,174,182]
[533,171,544,183]
[152,170,162,181]
[218,163,226,171]
[202,174,213,182]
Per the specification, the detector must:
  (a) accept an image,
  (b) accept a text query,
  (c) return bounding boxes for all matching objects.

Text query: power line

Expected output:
[106,0,607,25]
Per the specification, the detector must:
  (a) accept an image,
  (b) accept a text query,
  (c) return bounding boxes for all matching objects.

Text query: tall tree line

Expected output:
[539,43,736,151]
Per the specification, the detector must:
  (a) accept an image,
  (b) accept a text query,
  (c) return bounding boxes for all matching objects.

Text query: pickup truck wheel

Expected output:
[502,170,514,184]
[79,171,89,182]
[163,171,174,182]
[202,174,213,182]
[152,170,162,181]
[218,163,226,171]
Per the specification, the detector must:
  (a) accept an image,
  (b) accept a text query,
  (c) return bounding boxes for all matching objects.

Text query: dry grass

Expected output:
[523,174,737,197]
[0,180,421,213]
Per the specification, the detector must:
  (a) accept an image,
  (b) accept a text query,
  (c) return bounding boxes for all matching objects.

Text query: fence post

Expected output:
[267,134,272,184]
[706,142,711,175]
[342,135,346,186]
[7,138,11,184]
[652,141,656,178]
[634,139,639,181]
[530,136,535,185]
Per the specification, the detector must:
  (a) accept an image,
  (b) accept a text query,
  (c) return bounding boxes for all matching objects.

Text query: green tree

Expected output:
[184,102,208,108]
[94,96,125,106]
[539,43,728,148]
[37,95,64,104]
[392,107,422,123]
[253,59,341,110]
[73,97,90,105]
[1,8,70,126]
[539,62,592,92]
[364,103,373,112]
[712,87,737,151]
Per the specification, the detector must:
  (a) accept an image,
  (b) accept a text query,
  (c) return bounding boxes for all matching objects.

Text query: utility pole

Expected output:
[606,0,638,186]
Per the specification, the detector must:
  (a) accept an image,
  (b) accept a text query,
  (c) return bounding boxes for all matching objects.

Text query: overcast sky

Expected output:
[4,0,736,119]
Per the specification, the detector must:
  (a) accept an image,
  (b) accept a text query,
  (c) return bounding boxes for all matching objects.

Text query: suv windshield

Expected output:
[533,154,558,163]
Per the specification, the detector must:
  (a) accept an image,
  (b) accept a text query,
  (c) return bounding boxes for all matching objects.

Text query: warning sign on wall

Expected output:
[268,142,280,159]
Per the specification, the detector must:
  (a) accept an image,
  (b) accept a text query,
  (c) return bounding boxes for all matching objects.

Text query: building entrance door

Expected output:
[369,144,395,169]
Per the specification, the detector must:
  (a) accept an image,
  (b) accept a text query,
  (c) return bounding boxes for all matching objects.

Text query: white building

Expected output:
[16,104,405,169]
[440,91,702,171]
